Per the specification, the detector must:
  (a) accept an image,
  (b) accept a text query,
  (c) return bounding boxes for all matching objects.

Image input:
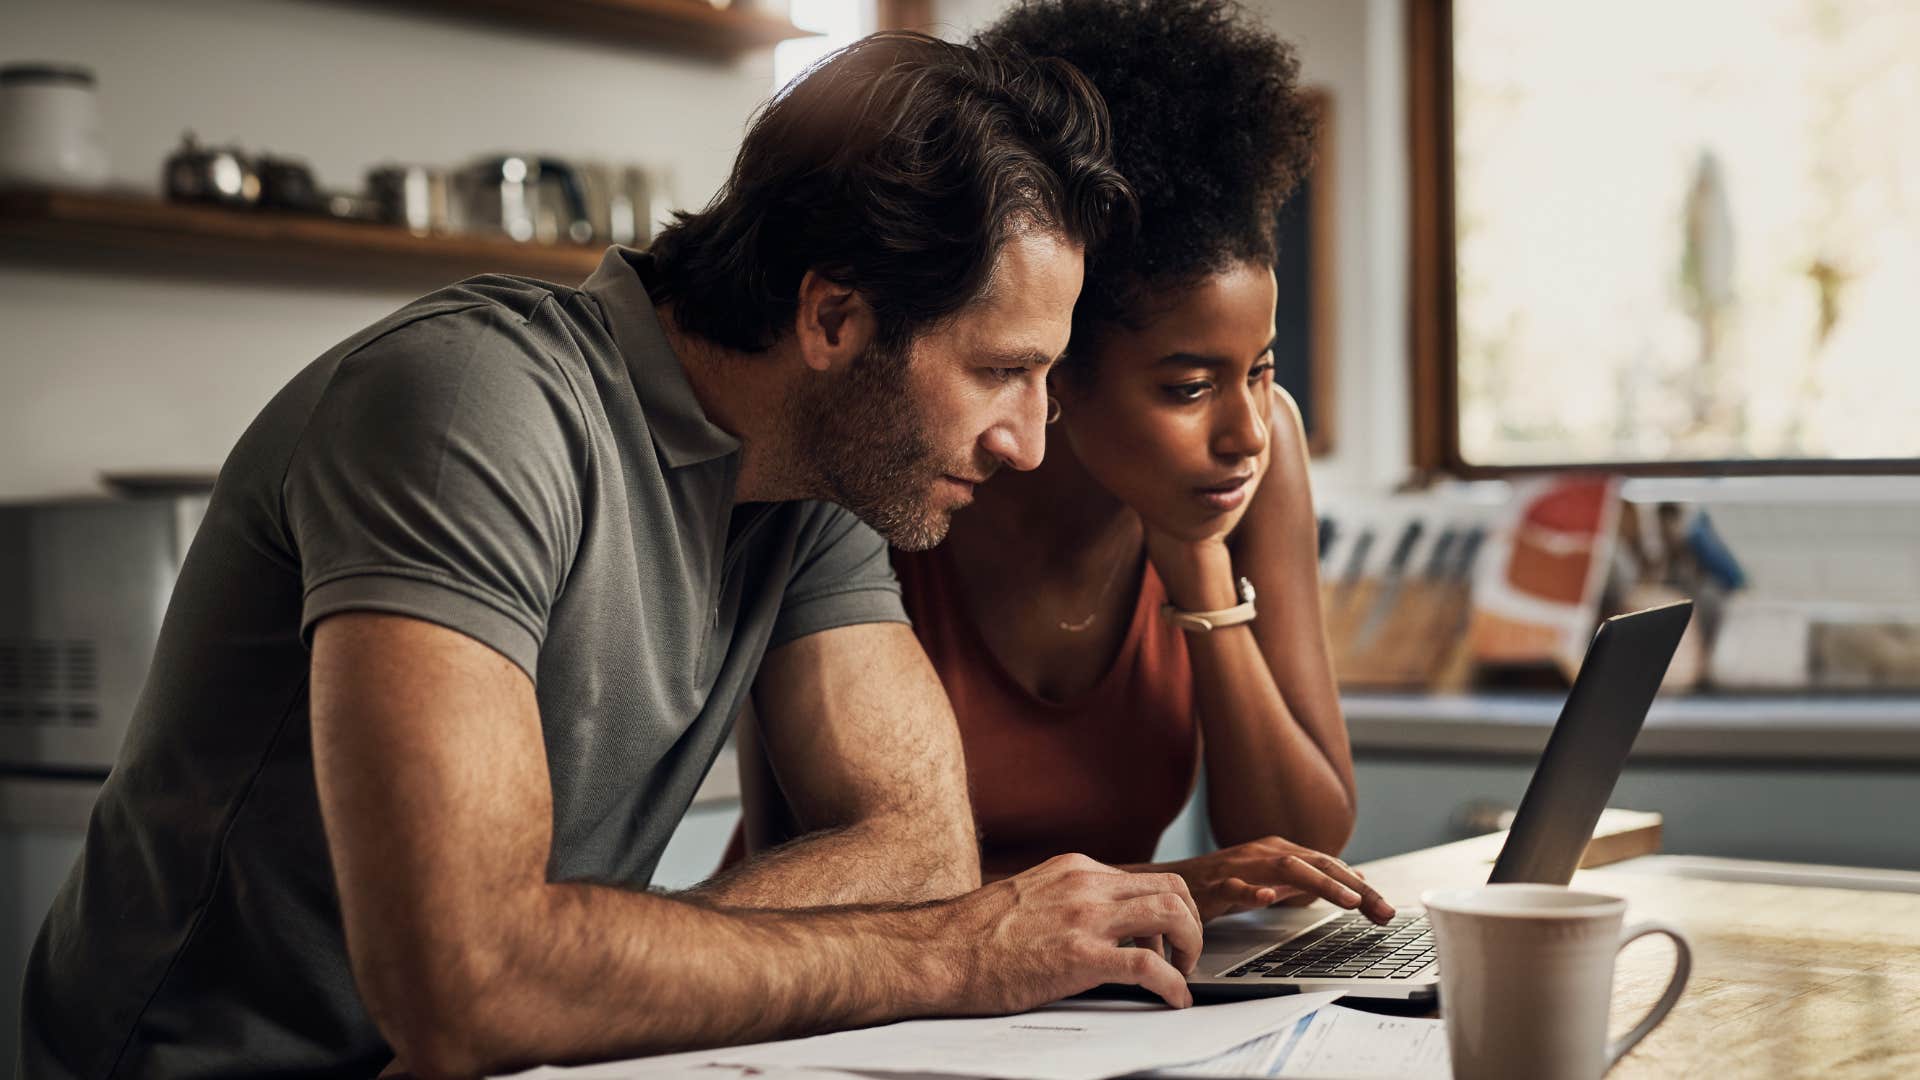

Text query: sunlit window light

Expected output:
[773,0,875,92]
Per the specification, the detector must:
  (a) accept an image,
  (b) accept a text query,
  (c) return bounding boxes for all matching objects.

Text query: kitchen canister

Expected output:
[0,62,110,190]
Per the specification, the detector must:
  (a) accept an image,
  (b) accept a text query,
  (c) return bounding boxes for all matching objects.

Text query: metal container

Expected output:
[587,163,672,246]
[367,163,451,236]
[255,153,324,213]
[451,154,539,241]
[163,131,258,207]
[451,155,592,244]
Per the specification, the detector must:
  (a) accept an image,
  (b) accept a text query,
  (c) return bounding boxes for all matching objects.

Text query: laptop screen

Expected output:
[1487,600,1693,885]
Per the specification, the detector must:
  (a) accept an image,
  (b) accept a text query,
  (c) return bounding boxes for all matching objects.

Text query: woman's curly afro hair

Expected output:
[977,0,1316,346]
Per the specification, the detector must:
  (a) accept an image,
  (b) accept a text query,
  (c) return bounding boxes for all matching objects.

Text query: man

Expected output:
[20,32,1207,1079]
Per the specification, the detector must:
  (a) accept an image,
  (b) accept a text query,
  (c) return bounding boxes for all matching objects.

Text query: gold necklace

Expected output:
[1058,531,1138,633]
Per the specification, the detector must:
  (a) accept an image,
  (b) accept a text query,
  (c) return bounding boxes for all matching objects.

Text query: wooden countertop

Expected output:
[1355,820,1920,1077]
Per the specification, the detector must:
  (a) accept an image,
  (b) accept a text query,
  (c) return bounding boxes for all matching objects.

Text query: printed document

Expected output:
[499,992,1343,1080]
[1151,1004,1448,1079]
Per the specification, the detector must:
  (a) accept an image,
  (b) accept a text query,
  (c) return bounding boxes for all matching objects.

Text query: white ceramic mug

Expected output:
[1422,884,1691,1080]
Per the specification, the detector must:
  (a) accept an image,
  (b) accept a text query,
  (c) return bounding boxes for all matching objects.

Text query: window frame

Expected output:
[1405,0,1920,478]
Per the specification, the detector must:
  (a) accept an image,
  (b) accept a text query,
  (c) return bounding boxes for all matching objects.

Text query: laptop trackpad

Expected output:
[1196,904,1334,971]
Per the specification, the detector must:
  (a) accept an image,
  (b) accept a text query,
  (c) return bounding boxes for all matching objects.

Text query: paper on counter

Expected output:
[707,992,1344,1080]
[1151,1004,1448,1079]
[500,1065,867,1080]
[505,992,1345,1080]
[1272,1005,1448,1078]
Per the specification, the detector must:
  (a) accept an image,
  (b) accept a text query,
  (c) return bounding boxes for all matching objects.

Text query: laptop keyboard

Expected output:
[1219,912,1436,980]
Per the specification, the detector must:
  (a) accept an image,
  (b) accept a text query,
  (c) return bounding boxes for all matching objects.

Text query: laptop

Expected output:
[1187,599,1693,1002]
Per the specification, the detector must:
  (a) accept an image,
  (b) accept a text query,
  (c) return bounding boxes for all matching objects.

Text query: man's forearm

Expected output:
[392,880,953,1075]
[692,812,979,909]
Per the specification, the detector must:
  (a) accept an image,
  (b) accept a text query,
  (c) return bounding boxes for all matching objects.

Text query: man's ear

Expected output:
[794,270,876,373]
[1047,362,1087,406]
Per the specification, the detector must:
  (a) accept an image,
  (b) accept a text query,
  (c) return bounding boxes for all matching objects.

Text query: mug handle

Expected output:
[1607,920,1693,1068]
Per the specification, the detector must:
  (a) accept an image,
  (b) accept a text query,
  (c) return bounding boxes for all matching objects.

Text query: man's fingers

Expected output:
[1167,873,1202,930]
[1106,895,1204,975]
[1100,941,1193,1009]
[1102,871,1203,931]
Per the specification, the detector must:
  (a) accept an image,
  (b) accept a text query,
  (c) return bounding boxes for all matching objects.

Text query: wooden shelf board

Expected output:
[382,0,817,57]
[0,189,607,289]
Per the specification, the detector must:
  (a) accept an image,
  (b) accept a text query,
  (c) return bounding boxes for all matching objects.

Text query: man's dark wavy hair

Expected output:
[648,32,1136,354]
[978,0,1317,350]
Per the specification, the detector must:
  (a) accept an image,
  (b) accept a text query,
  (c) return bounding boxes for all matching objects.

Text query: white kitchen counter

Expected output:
[1343,691,1920,761]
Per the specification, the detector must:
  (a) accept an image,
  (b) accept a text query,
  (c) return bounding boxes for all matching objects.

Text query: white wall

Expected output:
[0,0,777,500]
[933,0,1413,495]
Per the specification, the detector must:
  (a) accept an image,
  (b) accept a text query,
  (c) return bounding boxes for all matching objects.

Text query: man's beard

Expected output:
[788,337,959,551]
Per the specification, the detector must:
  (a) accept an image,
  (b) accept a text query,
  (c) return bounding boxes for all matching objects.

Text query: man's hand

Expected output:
[1145,838,1394,924]
[941,853,1204,1011]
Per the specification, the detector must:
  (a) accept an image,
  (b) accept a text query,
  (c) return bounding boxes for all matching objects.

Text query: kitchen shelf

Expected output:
[383,0,816,58]
[0,189,607,289]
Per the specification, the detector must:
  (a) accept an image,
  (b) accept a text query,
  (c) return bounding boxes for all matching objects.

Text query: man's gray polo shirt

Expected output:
[19,247,909,1077]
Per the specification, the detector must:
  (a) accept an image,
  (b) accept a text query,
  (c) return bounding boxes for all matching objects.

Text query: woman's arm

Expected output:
[1149,390,1357,856]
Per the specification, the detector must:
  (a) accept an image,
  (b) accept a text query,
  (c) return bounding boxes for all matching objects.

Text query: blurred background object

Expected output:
[1467,476,1621,681]
[1319,476,1920,696]
[163,132,261,207]
[0,62,109,191]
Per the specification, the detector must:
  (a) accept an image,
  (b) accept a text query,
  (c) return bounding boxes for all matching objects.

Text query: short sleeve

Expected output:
[285,306,587,680]
[767,502,910,649]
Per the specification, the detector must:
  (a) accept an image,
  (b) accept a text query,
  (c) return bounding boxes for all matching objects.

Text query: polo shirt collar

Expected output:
[583,246,741,469]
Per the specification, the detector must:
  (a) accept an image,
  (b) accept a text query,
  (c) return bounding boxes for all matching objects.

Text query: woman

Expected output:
[731,0,1389,924]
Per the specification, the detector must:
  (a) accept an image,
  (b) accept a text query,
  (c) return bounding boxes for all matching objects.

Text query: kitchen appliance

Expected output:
[255,153,324,213]
[580,162,675,246]
[534,157,593,244]
[163,131,259,207]
[367,163,451,235]
[451,154,592,243]
[451,154,535,241]
[0,63,109,190]
[0,496,203,773]
[578,161,631,245]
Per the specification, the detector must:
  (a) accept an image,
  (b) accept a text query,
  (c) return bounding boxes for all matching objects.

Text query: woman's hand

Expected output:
[1141,441,1272,612]
[1144,837,1396,923]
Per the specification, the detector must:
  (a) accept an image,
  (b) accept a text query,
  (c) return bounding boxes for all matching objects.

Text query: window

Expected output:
[1411,0,1920,473]
[773,0,875,92]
